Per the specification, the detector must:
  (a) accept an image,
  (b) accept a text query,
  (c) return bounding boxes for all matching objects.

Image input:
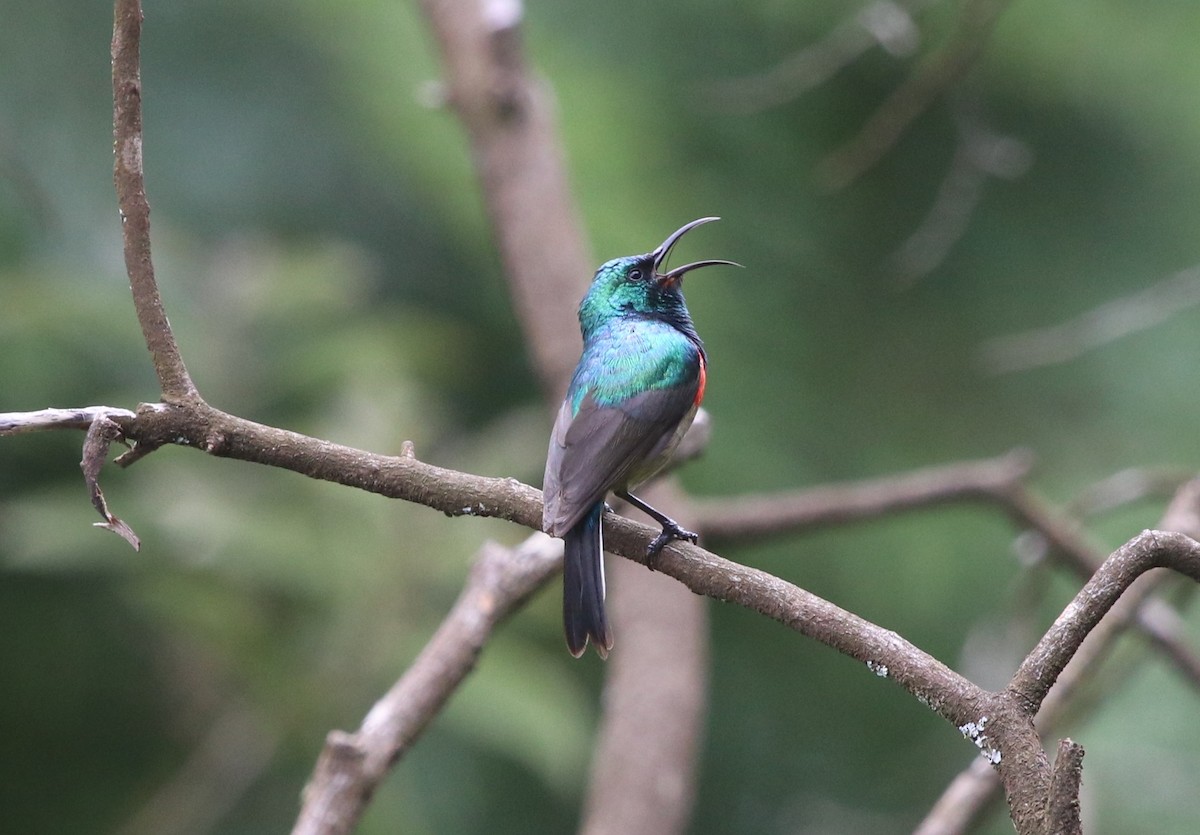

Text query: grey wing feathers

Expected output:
[542,384,697,535]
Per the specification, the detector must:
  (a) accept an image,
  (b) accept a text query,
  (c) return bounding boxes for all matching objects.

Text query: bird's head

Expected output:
[579,217,739,336]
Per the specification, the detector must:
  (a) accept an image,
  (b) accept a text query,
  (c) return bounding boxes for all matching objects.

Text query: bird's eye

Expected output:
[628,268,644,281]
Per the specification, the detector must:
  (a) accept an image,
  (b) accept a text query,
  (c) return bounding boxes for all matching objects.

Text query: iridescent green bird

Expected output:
[542,217,738,658]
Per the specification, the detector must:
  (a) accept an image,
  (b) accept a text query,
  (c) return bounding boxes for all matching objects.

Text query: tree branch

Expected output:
[1045,740,1084,835]
[7,6,1191,834]
[112,0,199,402]
[816,0,1013,190]
[887,93,1032,287]
[418,0,589,398]
[693,448,1033,542]
[292,535,562,835]
[1009,530,1200,715]
[417,5,710,834]
[0,402,987,714]
[912,757,1001,835]
[580,481,708,835]
[123,401,547,525]
[979,262,1200,375]
[0,406,137,434]
[11,397,1200,833]
[916,477,1200,834]
[704,0,939,114]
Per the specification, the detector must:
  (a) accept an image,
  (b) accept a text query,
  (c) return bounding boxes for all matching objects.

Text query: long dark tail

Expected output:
[563,502,613,658]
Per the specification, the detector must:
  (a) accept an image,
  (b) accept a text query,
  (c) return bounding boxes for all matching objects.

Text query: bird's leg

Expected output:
[616,490,698,569]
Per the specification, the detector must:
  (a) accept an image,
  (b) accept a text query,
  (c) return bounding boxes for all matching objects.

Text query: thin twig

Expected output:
[888,94,1031,287]
[0,406,137,435]
[816,0,1013,190]
[112,0,199,402]
[1045,740,1084,835]
[998,483,1112,575]
[81,411,140,549]
[1069,466,1198,519]
[980,263,1200,375]
[693,448,1033,542]
[703,0,940,114]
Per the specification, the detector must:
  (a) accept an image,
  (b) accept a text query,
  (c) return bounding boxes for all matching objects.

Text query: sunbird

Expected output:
[542,218,738,657]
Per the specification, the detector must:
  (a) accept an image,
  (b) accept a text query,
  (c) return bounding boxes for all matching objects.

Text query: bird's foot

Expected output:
[645,520,699,571]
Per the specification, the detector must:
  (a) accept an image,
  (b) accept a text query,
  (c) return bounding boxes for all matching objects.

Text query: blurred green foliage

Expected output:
[3,1,1200,832]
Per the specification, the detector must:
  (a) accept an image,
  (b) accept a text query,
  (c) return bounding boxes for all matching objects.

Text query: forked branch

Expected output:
[10,398,1200,834]
[2,4,1194,835]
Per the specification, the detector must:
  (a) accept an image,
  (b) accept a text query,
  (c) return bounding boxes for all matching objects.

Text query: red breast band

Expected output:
[694,356,707,406]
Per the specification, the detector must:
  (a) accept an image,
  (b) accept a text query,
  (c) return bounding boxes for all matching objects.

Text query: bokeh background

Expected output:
[3,1,1200,832]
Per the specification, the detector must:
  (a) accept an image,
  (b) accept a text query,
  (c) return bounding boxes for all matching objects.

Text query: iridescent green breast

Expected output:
[569,318,701,414]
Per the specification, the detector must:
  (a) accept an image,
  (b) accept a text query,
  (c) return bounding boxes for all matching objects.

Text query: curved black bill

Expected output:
[662,258,743,281]
[650,217,741,282]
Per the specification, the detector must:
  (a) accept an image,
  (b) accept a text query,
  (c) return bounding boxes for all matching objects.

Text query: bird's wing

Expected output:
[542,381,698,535]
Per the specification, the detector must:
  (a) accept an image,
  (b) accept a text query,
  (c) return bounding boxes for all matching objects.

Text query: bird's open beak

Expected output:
[651,217,741,284]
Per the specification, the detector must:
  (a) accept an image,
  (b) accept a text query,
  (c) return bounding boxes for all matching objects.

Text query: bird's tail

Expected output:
[563,503,613,658]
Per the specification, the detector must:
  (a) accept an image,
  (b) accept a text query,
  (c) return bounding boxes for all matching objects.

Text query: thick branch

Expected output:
[22,403,1200,737]
[418,5,709,835]
[292,536,562,835]
[16,401,988,726]
[419,0,589,398]
[580,482,707,835]
[916,478,1200,835]
[12,402,1200,834]
[112,0,199,402]
[119,401,547,526]
[696,454,1200,705]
